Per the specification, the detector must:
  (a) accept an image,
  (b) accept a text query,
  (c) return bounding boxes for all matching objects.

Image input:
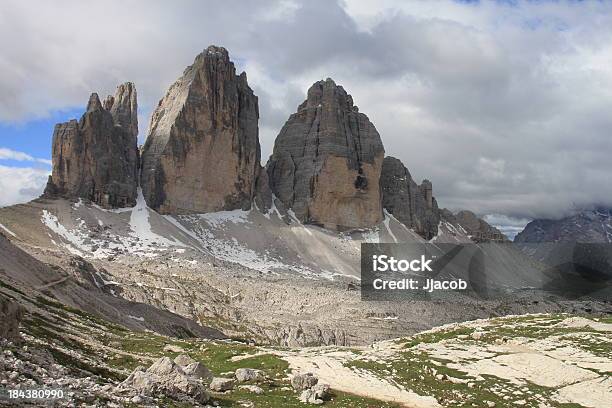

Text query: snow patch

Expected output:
[130,188,182,248]
[172,214,319,276]
[382,210,398,243]
[199,209,250,228]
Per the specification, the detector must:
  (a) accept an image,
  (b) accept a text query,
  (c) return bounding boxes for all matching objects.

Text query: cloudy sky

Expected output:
[1,0,612,237]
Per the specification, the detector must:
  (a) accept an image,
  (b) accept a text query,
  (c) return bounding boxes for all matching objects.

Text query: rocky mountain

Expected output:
[140,45,262,214]
[451,210,507,242]
[515,208,612,243]
[380,156,440,239]
[44,83,139,208]
[434,209,507,243]
[267,78,385,231]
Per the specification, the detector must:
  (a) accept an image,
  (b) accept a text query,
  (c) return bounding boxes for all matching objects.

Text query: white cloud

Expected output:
[0,147,52,165]
[1,0,611,219]
[0,165,49,207]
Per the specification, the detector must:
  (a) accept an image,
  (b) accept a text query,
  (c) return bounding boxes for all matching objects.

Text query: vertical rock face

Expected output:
[140,46,260,214]
[44,83,139,208]
[380,156,440,239]
[267,78,385,230]
[0,295,24,343]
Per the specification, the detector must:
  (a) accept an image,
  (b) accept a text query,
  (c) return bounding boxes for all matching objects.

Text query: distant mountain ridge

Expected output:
[515,208,612,243]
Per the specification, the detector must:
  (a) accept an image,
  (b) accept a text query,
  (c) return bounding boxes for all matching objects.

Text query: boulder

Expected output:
[238,385,264,394]
[118,356,210,403]
[210,377,235,392]
[267,78,385,230]
[380,156,440,239]
[299,383,331,405]
[163,344,184,353]
[173,354,196,367]
[235,368,265,383]
[173,354,213,382]
[44,83,139,208]
[140,45,261,214]
[291,372,318,391]
[0,296,24,343]
[183,362,213,383]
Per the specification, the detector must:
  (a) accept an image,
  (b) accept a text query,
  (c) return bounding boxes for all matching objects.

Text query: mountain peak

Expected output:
[267,80,384,230]
[140,48,262,214]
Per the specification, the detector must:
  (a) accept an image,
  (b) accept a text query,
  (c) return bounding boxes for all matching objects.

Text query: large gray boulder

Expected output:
[235,367,265,383]
[174,354,213,383]
[291,372,318,391]
[299,383,330,405]
[209,377,235,392]
[118,356,210,403]
[267,78,385,230]
[140,45,261,214]
[380,156,440,239]
[44,83,139,208]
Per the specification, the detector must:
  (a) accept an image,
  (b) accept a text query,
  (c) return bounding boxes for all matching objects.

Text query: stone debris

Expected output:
[118,356,210,403]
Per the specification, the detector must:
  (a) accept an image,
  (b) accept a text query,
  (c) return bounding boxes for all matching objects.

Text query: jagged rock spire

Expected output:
[380,156,440,239]
[140,45,262,214]
[43,82,139,208]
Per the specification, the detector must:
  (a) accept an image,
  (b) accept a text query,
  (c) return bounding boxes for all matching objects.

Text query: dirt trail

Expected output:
[36,276,70,290]
[275,349,441,408]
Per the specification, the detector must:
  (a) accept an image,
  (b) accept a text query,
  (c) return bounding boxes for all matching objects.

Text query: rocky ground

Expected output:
[1,198,610,407]
[1,281,609,408]
[1,198,604,348]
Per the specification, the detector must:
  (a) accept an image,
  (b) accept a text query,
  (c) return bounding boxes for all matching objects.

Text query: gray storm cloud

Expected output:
[1,0,611,223]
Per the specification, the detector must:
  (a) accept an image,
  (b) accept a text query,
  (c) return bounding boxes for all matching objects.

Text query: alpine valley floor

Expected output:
[0,196,610,407]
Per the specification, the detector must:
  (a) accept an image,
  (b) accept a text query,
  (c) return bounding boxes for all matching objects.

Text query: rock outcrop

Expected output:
[380,156,440,239]
[515,208,612,243]
[267,78,385,230]
[0,296,24,343]
[140,45,261,214]
[44,83,139,208]
[442,210,507,242]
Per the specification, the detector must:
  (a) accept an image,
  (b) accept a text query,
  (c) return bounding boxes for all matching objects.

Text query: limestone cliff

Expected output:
[267,78,384,230]
[140,46,260,214]
[44,83,139,208]
[380,156,440,239]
